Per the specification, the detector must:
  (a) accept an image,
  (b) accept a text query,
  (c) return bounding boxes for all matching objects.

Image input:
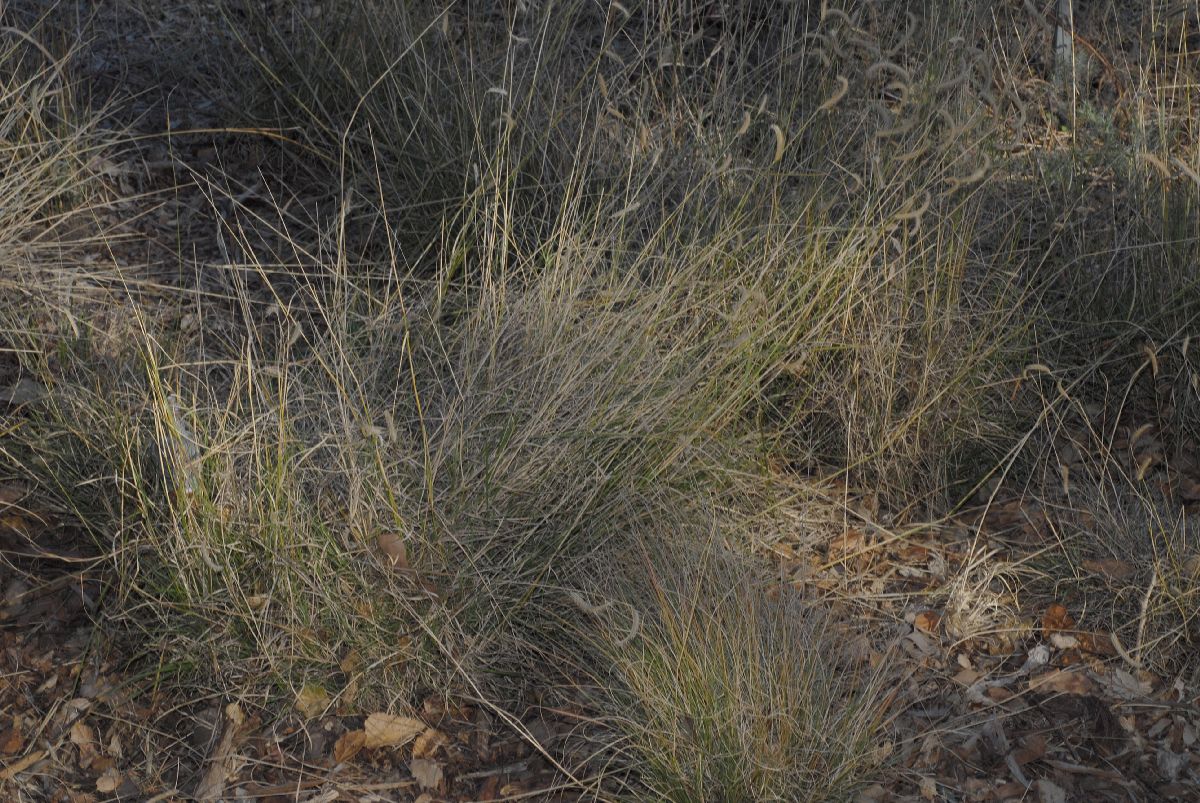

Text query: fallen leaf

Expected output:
[0,725,22,755]
[339,649,363,674]
[412,728,450,759]
[363,713,426,749]
[411,757,444,791]
[377,533,409,572]
[1029,668,1094,695]
[1075,631,1117,656]
[70,721,95,748]
[333,729,365,763]
[295,684,329,718]
[827,529,870,569]
[1102,668,1152,700]
[95,767,122,793]
[914,610,941,634]
[70,721,99,768]
[1041,603,1075,635]
[952,667,981,686]
[1081,558,1135,581]
[1011,733,1046,765]
[986,686,1015,702]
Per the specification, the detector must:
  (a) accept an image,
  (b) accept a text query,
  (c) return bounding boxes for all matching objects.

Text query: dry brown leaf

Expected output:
[1075,631,1117,656]
[333,729,365,763]
[410,757,445,791]
[1041,603,1075,635]
[95,767,122,794]
[295,684,329,718]
[901,630,937,660]
[952,667,980,686]
[1011,733,1047,766]
[412,728,450,759]
[0,725,23,755]
[1029,668,1094,695]
[90,755,115,774]
[1101,667,1152,700]
[377,533,409,572]
[1081,558,1135,581]
[339,649,363,674]
[363,713,426,749]
[914,610,941,634]
[986,686,1015,702]
[827,529,873,571]
[70,721,99,768]
[69,721,95,748]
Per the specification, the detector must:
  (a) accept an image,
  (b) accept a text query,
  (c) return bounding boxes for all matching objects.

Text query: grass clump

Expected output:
[3,2,1025,795]
[4,0,1200,798]
[0,19,107,277]
[576,538,885,802]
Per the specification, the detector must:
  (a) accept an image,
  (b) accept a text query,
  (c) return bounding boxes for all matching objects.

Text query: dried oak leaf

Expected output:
[1075,631,1117,656]
[1081,558,1135,581]
[377,533,409,572]
[1041,603,1075,635]
[828,529,870,568]
[294,684,329,718]
[0,725,23,755]
[339,649,363,674]
[1029,668,1094,695]
[70,721,99,768]
[410,757,445,791]
[1011,733,1046,766]
[333,729,365,763]
[412,728,450,759]
[914,610,941,634]
[363,713,426,749]
[95,767,122,794]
